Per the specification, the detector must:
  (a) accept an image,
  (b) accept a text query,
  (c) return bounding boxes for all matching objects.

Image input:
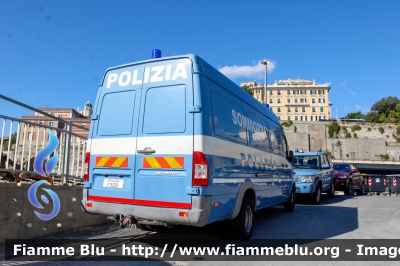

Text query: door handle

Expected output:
[137,147,156,154]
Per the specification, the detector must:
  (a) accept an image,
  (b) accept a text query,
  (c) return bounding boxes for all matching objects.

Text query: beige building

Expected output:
[18,101,93,142]
[240,79,332,121]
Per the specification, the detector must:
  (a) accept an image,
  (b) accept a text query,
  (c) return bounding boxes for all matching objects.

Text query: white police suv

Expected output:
[292,148,334,204]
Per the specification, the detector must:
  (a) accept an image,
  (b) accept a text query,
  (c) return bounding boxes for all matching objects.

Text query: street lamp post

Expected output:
[261,60,271,106]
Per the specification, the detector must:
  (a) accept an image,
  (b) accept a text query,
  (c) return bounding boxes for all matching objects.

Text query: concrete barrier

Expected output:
[0,182,109,245]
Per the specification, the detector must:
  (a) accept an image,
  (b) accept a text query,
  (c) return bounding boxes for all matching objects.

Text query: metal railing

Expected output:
[0,94,89,185]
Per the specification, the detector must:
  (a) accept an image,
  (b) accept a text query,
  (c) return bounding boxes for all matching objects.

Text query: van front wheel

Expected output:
[225,198,255,240]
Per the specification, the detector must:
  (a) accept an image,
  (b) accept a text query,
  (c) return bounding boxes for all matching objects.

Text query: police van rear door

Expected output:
[135,58,194,209]
[87,63,145,203]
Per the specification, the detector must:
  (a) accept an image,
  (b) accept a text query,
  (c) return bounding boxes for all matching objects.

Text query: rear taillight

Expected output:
[192,151,209,186]
[84,152,90,181]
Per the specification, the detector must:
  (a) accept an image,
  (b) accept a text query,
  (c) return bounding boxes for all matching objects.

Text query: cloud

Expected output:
[341,79,356,95]
[218,60,276,80]
[356,105,370,113]
[349,89,356,96]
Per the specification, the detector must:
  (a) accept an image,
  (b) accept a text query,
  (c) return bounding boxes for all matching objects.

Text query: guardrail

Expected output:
[0,94,88,185]
[331,159,400,165]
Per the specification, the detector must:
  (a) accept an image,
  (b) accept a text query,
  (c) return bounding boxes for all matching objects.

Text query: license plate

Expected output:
[103,178,124,188]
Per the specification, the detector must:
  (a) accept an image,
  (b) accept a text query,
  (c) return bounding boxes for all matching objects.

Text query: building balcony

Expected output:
[285,103,310,107]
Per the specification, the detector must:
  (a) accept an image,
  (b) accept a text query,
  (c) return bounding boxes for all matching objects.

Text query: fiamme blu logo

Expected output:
[27,130,61,221]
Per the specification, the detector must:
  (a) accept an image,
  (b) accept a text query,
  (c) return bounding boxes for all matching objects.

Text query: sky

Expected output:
[1,0,399,122]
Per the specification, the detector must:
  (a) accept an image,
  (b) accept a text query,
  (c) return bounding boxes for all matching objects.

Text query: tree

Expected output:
[2,132,17,151]
[240,85,253,96]
[364,112,380,123]
[370,96,400,115]
[343,111,365,120]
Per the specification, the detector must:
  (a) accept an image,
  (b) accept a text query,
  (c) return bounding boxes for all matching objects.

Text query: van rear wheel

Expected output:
[224,198,254,240]
[284,187,295,212]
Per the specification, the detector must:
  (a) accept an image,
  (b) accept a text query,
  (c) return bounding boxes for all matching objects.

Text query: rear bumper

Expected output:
[81,190,212,227]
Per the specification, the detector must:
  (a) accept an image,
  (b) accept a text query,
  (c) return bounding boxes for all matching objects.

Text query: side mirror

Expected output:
[288,150,294,162]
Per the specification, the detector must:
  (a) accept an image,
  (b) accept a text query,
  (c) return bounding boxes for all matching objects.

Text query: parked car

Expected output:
[333,163,365,195]
[292,149,335,204]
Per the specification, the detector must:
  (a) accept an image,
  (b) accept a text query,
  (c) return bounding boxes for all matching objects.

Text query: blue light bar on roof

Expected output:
[152,49,161,58]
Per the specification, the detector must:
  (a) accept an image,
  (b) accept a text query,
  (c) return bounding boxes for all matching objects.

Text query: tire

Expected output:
[312,184,321,204]
[358,183,366,196]
[344,180,354,196]
[224,197,255,240]
[327,180,335,198]
[284,187,295,212]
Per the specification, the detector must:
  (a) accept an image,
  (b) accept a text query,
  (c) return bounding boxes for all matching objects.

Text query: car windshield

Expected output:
[292,155,319,169]
[333,164,351,172]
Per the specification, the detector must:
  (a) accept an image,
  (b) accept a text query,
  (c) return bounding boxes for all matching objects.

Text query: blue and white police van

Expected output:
[292,148,334,204]
[81,50,295,239]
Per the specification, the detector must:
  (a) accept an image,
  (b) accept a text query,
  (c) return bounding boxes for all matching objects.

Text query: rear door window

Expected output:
[143,85,186,134]
[97,91,136,136]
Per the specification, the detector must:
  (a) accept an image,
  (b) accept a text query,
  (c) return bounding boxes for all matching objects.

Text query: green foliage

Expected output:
[294,126,297,132]
[2,132,17,151]
[342,126,348,133]
[386,135,389,138]
[379,127,385,134]
[367,127,371,132]
[343,111,365,119]
[354,133,358,138]
[281,120,293,127]
[392,126,400,143]
[371,96,400,115]
[345,132,351,138]
[346,154,349,158]
[240,85,253,96]
[351,125,361,132]
[327,122,340,138]
[379,153,389,160]
[324,149,332,158]
[343,96,400,123]
[364,112,380,123]
[335,140,341,146]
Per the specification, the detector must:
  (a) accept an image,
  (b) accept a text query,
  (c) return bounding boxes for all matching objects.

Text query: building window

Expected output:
[287,107,291,112]
[295,98,298,103]
[300,98,306,103]
[295,116,298,121]
[287,90,291,95]
[270,90,273,95]
[293,90,296,95]
[277,98,281,103]
[312,107,316,112]
[82,124,87,128]
[278,116,281,120]
[302,107,306,112]
[301,116,307,121]
[287,115,291,121]
[319,116,325,120]
[270,107,273,111]
[319,98,325,103]
[320,107,324,112]
[287,98,291,103]
[312,98,316,104]
[277,90,281,95]
[269,98,273,104]
[49,122,54,127]
[295,107,298,112]
[256,90,260,93]
[312,116,317,121]
[278,107,281,112]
